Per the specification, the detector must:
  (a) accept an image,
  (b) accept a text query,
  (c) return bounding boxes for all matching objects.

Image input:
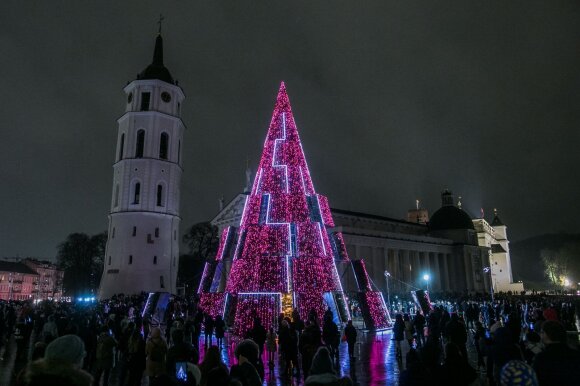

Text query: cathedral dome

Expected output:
[137,34,175,84]
[428,190,474,231]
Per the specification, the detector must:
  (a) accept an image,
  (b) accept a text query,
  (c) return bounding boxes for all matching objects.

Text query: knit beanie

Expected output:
[500,360,539,386]
[309,347,335,375]
[44,334,86,366]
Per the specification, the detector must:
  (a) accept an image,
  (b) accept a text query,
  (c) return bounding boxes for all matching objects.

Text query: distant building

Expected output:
[99,32,185,298]
[0,259,63,301]
[212,188,523,296]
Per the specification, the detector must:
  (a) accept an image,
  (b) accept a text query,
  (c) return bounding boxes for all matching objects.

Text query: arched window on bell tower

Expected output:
[135,130,145,158]
[133,182,141,204]
[118,133,125,161]
[159,132,169,160]
[156,184,164,207]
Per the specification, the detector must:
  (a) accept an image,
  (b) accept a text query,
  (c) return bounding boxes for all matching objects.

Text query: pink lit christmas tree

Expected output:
[199,83,390,334]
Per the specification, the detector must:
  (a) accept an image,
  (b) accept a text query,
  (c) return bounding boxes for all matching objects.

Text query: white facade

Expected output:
[473,215,524,293]
[99,47,185,298]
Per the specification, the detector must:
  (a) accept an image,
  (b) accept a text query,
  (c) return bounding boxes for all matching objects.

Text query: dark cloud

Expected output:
[1,1,579,258]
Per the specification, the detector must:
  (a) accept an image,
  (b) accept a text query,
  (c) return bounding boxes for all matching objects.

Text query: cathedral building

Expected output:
[99,33,185,298]
[212,186,523,297]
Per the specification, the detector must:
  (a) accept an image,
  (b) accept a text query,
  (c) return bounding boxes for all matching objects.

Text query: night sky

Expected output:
[2,1,580,259]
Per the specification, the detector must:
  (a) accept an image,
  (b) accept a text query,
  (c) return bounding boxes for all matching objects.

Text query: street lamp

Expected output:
[384,271,391,313]
[423,274,430,292]
[483,267,494,302]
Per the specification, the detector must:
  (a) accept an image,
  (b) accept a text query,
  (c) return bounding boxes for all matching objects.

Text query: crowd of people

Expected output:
[393,294,580,386]
[0,292,579,386]
[0,294,356,386]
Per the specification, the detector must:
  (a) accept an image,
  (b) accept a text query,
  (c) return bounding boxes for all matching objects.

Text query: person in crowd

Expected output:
[203,313,214,347]
[500,360,538,386]
[413,310,426,348]
[533,320,580,386]
[199,345,228,386]
[399,348,430,386]
[146,327,168,382]
[126,327,146,386]
[93,326,117,386]
[279,319,299,378]
[344,320,358,360]
[214,315,225,347]
[300,319,322,379]
[322,314,339,360]
[392,314,405,359]
[266,326,277,366]
[445,313,468,359]
[230,339,262,386]
[42,314,59,343]
[523,330,543,365]
[166,328,199,380]
[249,317,267,360]
[22,334,93,386]
[489,327,524,385]
[403,314,415,348]
[439,342,477,386]
[305,346,352,386]
[473,321,487,371]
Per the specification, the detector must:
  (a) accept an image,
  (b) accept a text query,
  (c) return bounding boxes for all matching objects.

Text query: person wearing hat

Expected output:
[500,360,538,386]
[533,320,580,386]
[305,347,352,386]
[22,334,93,386]
[230,339,262,386]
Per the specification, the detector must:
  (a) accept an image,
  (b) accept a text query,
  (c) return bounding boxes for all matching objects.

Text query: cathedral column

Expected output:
[431,252,441,291]
[464,254,475,292]
[441,253,451,292]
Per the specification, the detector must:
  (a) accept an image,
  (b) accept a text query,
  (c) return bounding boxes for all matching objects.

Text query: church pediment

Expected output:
[211,193,248,225]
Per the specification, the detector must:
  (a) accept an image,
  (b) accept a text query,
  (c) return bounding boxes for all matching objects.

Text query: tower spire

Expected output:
[157,14,165,35]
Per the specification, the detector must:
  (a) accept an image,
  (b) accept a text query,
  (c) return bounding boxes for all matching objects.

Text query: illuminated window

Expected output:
[159,132,169,159]
[135,130,145,158]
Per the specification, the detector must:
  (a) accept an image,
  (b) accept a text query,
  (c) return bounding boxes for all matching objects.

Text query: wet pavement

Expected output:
[0,327,487,386]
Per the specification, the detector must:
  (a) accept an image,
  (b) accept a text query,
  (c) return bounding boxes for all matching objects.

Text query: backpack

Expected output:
[149,342,164,362]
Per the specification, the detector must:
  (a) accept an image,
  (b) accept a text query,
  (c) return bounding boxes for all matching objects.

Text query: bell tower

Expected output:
[99,32,185,298]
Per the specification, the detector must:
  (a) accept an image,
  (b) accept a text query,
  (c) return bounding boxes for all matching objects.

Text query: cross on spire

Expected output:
[157,14,165,35]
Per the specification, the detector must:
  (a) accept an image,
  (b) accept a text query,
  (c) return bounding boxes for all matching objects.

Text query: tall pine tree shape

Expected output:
[199,83,390,334]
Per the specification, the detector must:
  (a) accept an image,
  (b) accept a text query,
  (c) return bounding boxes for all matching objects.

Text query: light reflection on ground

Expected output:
[199,329,399,386]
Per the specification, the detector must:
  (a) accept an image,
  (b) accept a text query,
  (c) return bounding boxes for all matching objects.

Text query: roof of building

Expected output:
[331,208,426,227]
[136,34,175,84]
[428,190,475,231]
[491,244,507,253]
[491,214,505,226]
[0,261,39,275]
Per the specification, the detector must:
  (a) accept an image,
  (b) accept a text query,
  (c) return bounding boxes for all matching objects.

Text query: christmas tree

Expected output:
[199,83,390,334]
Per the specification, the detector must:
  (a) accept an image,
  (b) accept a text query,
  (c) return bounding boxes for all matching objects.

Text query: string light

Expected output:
[199,83,388,333]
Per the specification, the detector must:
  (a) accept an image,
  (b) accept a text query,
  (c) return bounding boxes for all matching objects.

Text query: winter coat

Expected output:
[230,361,262,386]
[23,359,93,386]
[146,337,168,377]
[266,331,277,352]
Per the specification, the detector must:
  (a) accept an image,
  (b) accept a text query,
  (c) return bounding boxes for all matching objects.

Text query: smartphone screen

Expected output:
[176,362,188,382]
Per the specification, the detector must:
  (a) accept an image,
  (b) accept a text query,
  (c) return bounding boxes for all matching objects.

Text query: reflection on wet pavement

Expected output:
[200,329,401,386]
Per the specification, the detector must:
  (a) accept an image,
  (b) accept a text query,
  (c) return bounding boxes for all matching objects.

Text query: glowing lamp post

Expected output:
[384,271,391,312]
[423,274,430,292]
[483,267,494,302]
